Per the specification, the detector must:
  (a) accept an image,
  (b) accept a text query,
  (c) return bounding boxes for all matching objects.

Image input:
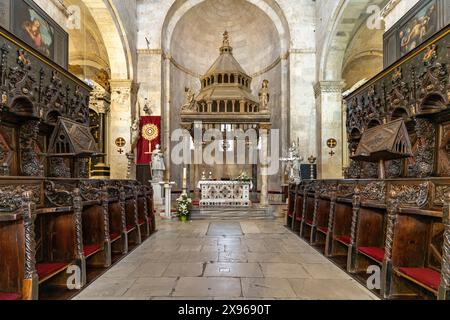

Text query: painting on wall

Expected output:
[13,0,55,58]
[399,0,438,57]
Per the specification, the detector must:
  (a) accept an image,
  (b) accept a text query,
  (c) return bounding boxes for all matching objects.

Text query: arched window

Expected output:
[218,74,223,83]
[212,101,218,112]
[224,74,229,83]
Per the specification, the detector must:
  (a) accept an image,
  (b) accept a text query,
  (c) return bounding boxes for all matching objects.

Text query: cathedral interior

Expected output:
[0,0,450,302]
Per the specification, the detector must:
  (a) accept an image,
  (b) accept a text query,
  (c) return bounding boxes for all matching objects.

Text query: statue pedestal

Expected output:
[151,181,164,205]
[151,169,165,205]
[159,182,176,220]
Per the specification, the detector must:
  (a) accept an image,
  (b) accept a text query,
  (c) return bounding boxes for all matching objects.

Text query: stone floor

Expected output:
[74,217,378,300]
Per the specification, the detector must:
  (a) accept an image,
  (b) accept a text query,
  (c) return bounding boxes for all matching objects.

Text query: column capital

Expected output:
[109,80,139,105]
[314,80,344,98]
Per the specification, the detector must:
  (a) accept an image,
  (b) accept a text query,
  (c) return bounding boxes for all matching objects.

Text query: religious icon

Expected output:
[399,1,437,56]
[14,3,55,58]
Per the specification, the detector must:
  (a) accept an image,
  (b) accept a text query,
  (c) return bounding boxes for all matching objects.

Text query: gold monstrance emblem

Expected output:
[143,123,159,155]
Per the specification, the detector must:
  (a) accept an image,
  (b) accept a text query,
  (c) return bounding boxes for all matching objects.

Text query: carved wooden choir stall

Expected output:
[0,25,155,300]
[287,21,450,300]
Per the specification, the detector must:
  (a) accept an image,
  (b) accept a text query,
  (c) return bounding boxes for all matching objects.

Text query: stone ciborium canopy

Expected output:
[180,31,271,128]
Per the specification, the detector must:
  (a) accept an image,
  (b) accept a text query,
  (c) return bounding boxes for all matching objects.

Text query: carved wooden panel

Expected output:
[438,121,450,176]
[0,124,16,175]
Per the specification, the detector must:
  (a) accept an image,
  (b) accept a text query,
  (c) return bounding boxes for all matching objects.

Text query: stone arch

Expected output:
[160,0,291,182]
[161,0,290,55]
[319,0,386,82]
[81,0,133,80]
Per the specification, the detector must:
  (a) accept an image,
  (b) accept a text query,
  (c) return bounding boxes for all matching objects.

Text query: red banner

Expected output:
[137,116,161,164]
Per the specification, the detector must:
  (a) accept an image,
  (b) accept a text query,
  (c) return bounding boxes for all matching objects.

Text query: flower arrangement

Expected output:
[236,171,251,182]
[176,193,192,221]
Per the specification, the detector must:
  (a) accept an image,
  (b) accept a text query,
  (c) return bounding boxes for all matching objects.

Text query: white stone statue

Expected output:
[181,87,197,112]
[280,141,303,183]
[130,118,140,152]
[259,80,270,112]
[151,144,166,182]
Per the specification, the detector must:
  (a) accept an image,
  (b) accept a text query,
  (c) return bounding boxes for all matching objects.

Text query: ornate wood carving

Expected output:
[440,191,450,295]
[344,26,450,178]
[0,29,91,125]
[360,181,386,203]
[48,158,70,178]
[384,191,400,262]
[22,191,37,281]
[102,186,111,243]
[72,188,84,260]
[390,182,429,208]
[19,121,43,177]
[45,180,73,207]
[350,186,361,247]
[79,180,101,202]
[0,183,40,211]
[408,118,436,178]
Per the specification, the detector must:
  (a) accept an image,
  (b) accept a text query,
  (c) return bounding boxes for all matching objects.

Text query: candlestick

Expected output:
[182,167,187,194]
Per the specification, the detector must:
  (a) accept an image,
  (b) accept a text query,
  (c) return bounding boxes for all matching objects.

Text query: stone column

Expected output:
[162,54,171,180]
[314,81,344,179]
[260,124,271,207]
[280,53,290,164]
[109,80,138,179]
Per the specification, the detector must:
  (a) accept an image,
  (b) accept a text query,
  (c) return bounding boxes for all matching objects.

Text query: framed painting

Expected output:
[12,0,55,58]
[0,0,69,68]
[398,0,438,57]
[383,0,448,67]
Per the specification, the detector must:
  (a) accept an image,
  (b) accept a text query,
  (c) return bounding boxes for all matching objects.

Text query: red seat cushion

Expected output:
[110,232,120,241]
[358,247,385,262]
[317,226,328,233]
[36,262,68,280]
[295,214,303,222]
[83,244,102,257]
[335,235,351,245]
[138,218,146,225]
[0,292,21,300]
[288,211,294,217]
[398,267,441,291]
[126,225,135,232]
[305,219,314,226]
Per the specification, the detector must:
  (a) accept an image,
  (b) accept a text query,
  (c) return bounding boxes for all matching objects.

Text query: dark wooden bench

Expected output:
[37,187,84,299]
[299,181,316,243]
[381,181,449,300]
[347,181,387,278]
[311,181,338,250]
[105,183,127,256]
[286,184,298,229]
[123,183,141,248]
[0,187,38,300]
[325,181,355,263]
[79,180,111,270]
[136,184,151,240]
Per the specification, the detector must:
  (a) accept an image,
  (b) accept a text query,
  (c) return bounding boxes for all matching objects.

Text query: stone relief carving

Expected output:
[181,87,197,112]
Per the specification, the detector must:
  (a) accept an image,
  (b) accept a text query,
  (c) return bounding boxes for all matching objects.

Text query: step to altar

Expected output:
[190,206,274,220]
